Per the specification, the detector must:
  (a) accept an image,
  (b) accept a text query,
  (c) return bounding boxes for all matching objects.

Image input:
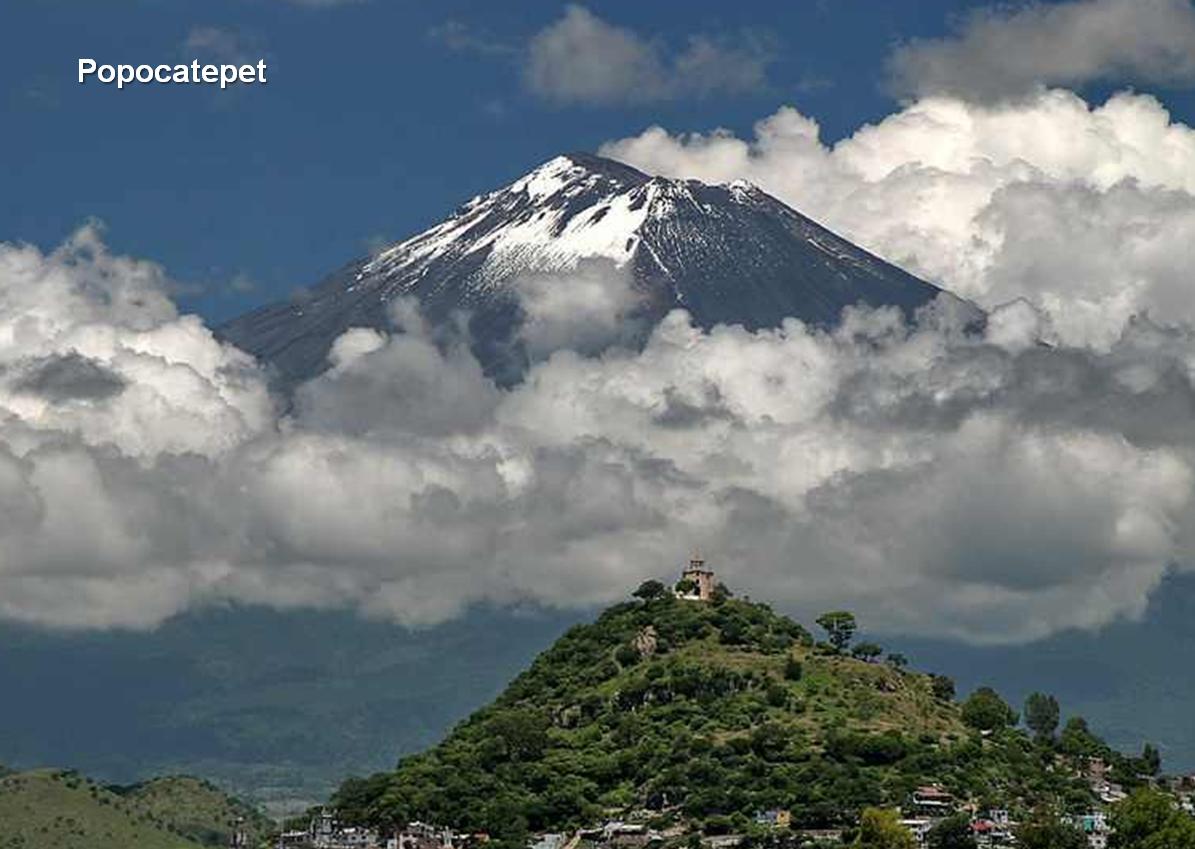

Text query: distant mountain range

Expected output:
[0,606,573,813]
[219,152,957,385]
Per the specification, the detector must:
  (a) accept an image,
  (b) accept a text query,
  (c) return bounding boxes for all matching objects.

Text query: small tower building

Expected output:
[228,815,247,848]
[676,556,715,602]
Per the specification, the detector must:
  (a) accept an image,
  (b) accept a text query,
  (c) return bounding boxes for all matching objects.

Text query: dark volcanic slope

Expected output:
[220,153,950,384]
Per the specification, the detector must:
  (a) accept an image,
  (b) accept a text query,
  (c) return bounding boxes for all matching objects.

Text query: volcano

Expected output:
[219,153,954,384]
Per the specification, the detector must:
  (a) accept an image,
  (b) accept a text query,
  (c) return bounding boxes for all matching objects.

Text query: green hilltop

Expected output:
[113,775,274,846]
[331,582,1158,843]
[0,769,271,849]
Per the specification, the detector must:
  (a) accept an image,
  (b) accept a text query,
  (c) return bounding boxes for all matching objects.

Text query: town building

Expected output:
[909,785,956,817]
[898,817,934,845]
[970,810,1015,848]
[228,815,248,848]
[275,808,384,849]
[753,808,791,828]
[389,821,458,849]
[1064,811,1111,849]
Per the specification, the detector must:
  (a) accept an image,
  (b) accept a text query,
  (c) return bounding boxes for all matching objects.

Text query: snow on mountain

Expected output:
[219,153,956,385]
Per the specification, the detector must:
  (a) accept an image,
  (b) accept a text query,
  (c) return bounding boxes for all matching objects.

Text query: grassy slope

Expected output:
[659,632,963,743]
[0,770,202,849]
[120,775,274,846]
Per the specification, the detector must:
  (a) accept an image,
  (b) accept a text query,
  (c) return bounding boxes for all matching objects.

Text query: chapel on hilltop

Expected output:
[675,555,716,602]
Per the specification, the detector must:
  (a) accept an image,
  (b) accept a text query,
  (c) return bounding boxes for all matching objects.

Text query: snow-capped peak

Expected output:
[366,153,658,280]
[220,152,952,387]
[503,153,645,203]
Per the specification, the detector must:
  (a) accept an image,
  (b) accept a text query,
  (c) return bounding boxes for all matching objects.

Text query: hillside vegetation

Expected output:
[114,775,273,846]
[0,770,201,849]
[334,588,1140,843]
[0,769,270,849]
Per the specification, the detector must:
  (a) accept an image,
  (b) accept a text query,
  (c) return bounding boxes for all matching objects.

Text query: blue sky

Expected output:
[0,0,1103,322]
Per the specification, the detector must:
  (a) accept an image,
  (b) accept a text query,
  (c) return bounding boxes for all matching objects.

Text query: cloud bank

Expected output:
[888,0,1195,102]
[3,222,1195,644]
[10,87,1195,643]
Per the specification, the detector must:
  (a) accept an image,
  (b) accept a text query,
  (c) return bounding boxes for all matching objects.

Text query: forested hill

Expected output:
[331,583,1161,844]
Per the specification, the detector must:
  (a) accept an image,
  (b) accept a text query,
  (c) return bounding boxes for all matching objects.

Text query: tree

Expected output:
[765,682,789,708]
[614,644,640,666]
[816,611,857,652]
[855,808,915,849]
[926,815,977,849]
[1111,788,1195,848]
[885,652,908,670]
[961,687,1017,732]
[1024,692,1060,742]
[674,578,697,595]
[1016,821,1087,849]
[331,772,392,825]
[784,656,804,681]
[1059,716,1104,758]
[486,709,550,761]
[851,642,883,662]
[633,579,668,601]
[930,674,956,702]
[1141,743,1162,777]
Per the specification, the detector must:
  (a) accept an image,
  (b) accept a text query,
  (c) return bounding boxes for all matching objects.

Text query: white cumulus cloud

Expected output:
[887,0,1195,102]
[525,5,771,105]
[513,259,644,357]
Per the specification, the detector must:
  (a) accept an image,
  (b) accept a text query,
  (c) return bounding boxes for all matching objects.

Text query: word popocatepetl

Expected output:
[77,59,268,90]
